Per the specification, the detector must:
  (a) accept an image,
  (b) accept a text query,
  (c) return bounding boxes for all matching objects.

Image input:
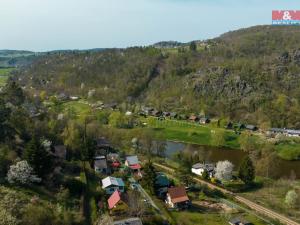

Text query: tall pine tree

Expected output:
[142,161,156,194]
[238,155,255,185]
[24,136,52,178]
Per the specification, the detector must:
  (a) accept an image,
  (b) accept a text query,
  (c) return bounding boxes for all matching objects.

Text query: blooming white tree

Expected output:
[285,190,298,208]
[215,160,234,181]
[7,160,41,184]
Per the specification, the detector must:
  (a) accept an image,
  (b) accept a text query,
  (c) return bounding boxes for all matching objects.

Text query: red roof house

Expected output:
[107,191,128,214]
[165,186,190,209]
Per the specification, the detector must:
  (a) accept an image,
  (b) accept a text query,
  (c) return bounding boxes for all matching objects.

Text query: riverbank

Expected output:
[58,100,300,161]
[143,116,300,161]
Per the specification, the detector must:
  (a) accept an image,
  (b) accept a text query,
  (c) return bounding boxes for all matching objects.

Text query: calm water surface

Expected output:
[165,141,300,179]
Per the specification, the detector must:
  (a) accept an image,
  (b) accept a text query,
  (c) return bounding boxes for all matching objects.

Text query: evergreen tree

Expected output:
[24,136,52,178]
[142,161,156,194]
[238,155,255,185]
[189,41,197,51]
[3,80,25,106]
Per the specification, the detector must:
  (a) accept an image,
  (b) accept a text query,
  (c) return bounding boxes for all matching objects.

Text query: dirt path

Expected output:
[153,162,300,225]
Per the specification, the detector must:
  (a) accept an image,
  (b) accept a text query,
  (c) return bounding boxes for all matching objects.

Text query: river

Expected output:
[164,141,300,179]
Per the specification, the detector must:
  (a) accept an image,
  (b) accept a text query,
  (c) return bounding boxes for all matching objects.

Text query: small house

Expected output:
[107,153,121,168]
[170,112,178,119]
[151,110,162,117]
[94,156,109,174]
[286,129,300,137]
[199,117,210,124]
[189,115,199,122]
[163,112,171,117]
[53,145,67,160]
[229,218,252,225]
[57,93,69,101]
[269,128,285,134]
[165,186,190,209]
[125,156,141,174]
[107,191,128,214]
[245,125,258,131]
[155,172,170,197]
[141,106,154,116]
[113,218,143,225]
[191,163,215,178]
[102,176,125,195]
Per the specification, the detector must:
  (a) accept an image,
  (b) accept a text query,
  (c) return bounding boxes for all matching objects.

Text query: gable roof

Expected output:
[246,125,257,130]
[102,176,125,188]
[94,159,108,169]
[155,173,170,187]
[192,163,215,171]
[168,187,189,204]
[126,155,139,165]
[108,191,121,209]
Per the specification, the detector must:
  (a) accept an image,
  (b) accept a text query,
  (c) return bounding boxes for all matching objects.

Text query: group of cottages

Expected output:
[140,106,211,124]
[269,128,300,137]
[93,137,123,175]
[191,162,216,178]
[100,155,144,223]
[226,122,258,132]
[99,155,142,209]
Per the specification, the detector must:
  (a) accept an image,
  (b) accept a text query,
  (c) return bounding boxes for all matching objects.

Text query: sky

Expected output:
[0,0,299,51]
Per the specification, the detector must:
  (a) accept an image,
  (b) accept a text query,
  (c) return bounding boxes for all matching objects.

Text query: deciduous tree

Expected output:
[7,160,41,184]
[215,160,234,181]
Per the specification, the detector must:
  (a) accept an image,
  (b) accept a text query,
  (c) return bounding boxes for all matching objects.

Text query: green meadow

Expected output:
[0,68,14,86]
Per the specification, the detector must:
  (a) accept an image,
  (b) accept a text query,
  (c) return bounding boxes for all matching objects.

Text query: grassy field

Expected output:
[275,142,300,160]
[144,117,241,149]
[241,178,300,223]
[170,211,269,225]
[0,68,14,86]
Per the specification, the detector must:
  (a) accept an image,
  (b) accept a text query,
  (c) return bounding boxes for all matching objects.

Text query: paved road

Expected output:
[153,162,300,225]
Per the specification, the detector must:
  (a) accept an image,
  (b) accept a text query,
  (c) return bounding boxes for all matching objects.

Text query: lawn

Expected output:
[0,68,14,86]
[241,178,300,223]
[171,211,269,225]
[61,101,93,121]
[275,142,300,160]
[144,117,240,149]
